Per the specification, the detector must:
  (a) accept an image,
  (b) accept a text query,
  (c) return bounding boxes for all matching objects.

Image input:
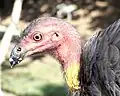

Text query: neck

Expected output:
[57,42,81,70]
[56,33,81,69]
[52,33,82,91]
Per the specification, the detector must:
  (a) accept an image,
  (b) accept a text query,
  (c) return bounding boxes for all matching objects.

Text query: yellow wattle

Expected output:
[64,62,80,91]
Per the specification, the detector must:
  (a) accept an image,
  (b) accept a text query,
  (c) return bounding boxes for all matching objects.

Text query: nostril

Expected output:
[17,47,21,52]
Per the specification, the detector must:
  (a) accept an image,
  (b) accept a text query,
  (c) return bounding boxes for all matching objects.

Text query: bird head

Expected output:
[9,17,82,91]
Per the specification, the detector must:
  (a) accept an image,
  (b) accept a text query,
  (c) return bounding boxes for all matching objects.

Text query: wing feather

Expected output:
[82,19,120,95]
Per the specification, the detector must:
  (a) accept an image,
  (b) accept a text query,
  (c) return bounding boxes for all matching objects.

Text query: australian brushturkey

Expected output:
[9,17,120,96]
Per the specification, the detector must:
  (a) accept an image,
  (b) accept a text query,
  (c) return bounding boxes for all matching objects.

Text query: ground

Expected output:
[1,1,120,96]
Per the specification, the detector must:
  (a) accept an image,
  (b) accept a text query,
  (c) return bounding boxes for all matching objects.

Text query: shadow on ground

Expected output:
[1,0,120,31]
[20,84,67,96]
[1,0,81,22]
[2,84,67,96]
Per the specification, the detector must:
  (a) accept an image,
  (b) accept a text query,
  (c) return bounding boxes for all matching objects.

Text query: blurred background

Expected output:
[0,0,120,96]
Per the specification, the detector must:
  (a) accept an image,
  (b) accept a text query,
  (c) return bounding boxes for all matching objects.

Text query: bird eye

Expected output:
[33,33,42,41]
[17,47,21,52]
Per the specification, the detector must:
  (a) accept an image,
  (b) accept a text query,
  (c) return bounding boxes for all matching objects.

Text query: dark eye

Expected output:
[17,47,21,52]
[33,33,42,41]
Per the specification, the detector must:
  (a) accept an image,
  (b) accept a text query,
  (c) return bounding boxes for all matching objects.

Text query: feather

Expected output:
[82,19,120,95]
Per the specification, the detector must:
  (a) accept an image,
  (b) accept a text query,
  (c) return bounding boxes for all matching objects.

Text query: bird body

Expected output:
[9,17,120,96]
[81,20,120,96]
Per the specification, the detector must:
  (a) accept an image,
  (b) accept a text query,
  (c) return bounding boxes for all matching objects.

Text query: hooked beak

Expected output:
[9,57,23,68]
[9,45,26,68]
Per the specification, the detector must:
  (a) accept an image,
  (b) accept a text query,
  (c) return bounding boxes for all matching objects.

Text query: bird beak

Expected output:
[9,58,17,68]
[10,64,15,68]
[9,57,23,68]
[9,45,26,68]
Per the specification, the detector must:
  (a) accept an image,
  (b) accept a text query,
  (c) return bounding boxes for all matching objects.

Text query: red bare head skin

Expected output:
[10,17,82,91]
[19,17,82,68]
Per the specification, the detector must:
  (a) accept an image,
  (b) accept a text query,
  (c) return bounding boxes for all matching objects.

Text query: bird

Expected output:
[9,17,120,96]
